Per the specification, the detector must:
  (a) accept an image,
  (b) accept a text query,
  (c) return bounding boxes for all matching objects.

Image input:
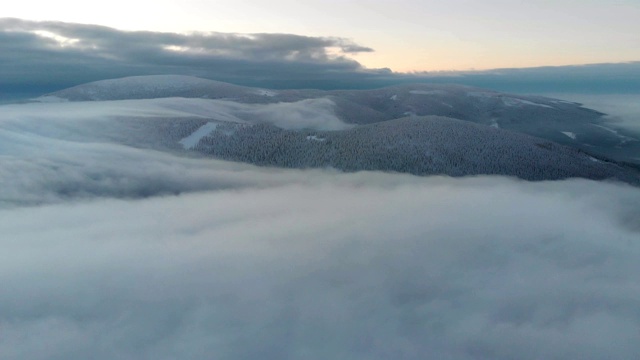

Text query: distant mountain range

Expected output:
[33,75,640,184]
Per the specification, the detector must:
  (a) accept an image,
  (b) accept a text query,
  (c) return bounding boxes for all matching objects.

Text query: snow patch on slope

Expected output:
[33,96,69,103]
[410,90,447,96]
[180,122,218,149]
[468,91,497,98]
[502,97,554,109]
[561,131,577,140]
[592,124,639,144]
[467,92,555,109]
[306,135,326,142]
[255,89,277,97]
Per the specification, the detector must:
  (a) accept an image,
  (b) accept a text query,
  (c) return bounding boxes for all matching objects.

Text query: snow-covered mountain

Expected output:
[41,75,640,164]
[11,91,640,184]
[44,75,261,102]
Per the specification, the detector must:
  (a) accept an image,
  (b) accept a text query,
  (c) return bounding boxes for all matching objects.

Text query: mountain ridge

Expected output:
[39,75,640,165]
[24,75,640,182]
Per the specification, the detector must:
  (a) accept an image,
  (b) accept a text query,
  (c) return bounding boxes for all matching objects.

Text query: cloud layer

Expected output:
[1,174,640,360]
[0,18,382,96]
[2,18,639,97]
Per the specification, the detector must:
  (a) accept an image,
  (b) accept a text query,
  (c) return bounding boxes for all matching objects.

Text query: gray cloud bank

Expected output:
[0,18,380,97]
[1,175,640,360]
[1,18,639,98]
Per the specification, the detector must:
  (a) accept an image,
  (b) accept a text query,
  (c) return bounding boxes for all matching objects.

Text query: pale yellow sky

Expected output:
[4,0,640,72]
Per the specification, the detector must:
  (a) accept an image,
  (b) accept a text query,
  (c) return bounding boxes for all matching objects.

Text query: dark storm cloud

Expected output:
[0,18,374,58]
[0,18,381,96]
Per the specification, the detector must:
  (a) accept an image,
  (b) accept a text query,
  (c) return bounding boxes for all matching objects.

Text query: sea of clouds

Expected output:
[2,172,640,359]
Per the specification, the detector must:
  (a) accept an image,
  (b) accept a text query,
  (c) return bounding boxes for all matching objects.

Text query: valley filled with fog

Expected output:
[1,76,639,359]
[544,93,640,163]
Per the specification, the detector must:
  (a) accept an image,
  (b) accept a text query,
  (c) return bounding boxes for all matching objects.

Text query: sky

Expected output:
[4,0,640,72]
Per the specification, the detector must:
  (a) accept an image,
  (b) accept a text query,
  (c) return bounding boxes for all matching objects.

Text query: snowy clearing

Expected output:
[592,124,639,143]
[306,135,326,142]
[33,96,69,103]
[410,90,446,96]
[179,122,218,149]
[502,97,554,109]
[255,89,277,97]
[593,124,623,136]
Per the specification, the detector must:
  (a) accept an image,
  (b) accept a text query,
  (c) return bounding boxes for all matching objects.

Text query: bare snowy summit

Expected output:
[42,75,256,102]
